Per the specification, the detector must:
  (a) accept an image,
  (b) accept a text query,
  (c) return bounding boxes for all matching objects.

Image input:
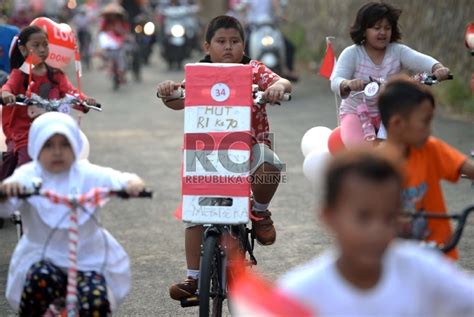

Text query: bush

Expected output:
[435,79,474,114]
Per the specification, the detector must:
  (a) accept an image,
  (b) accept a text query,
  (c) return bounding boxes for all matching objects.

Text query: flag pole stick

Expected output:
[325,36,340,126]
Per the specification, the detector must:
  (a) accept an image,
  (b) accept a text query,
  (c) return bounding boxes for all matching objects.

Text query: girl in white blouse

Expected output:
[0,112,145,316]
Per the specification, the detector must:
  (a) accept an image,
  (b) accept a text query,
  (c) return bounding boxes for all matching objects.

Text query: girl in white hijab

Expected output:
[0,112,145,316]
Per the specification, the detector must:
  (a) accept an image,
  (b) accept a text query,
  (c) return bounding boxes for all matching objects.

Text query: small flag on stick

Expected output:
[319,37,336,79]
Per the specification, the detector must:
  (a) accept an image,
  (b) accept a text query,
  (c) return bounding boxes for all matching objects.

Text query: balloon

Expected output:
[302,150,331,189]
[79,130,90,160]
[301,126,332,157]
[327,127,345,155]
[30,17,76,69]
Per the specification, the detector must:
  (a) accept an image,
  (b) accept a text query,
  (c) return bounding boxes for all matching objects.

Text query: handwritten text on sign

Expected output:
[182,195,249,224]
[184,106,251,133]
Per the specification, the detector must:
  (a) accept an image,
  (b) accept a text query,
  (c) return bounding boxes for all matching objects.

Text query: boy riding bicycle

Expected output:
[156,15,292,301]
[377,76,474,259]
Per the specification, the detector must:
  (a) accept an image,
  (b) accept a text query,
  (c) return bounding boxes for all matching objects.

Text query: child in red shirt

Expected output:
[377,76,474,259]
[157,15,292,301]
[1,25,96,176]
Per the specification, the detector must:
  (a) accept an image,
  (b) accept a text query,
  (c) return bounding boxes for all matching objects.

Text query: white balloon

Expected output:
[302,150,331,189]
[79,130,90,160]
[301,126,332,157]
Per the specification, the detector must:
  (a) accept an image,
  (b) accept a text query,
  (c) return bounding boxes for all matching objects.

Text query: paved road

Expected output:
[1,54,473,316]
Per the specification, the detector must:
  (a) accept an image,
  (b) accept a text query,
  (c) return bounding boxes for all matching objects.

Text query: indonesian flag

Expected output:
[319,37,336,79]
[229,260,314,316]
[20,51,42,74]
[21,52,43,97]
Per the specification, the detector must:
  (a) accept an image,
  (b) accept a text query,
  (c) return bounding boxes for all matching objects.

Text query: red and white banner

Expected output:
[229,263,314,316]
[181,63,252,224]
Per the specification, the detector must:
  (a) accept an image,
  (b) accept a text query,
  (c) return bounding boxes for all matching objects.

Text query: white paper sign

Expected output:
[211,83,230,102]
[182,195,249,224]
[184,106,251,133]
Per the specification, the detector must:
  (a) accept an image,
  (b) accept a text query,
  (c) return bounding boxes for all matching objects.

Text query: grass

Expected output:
[435,78,474,115]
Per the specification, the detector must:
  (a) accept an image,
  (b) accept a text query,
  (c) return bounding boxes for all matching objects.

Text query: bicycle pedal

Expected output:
[180,296,199,307]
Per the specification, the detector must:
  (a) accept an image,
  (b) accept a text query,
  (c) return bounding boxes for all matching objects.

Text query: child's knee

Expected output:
[26,260,61,283]
[23,260,66,297]
[78,272,110,314]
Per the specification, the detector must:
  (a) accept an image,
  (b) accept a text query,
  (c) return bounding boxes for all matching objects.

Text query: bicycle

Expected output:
[347,73,454,141]
[0,180,152,316]
[2,92,102,119]
[399,205,474,254]
[158,80,290,317]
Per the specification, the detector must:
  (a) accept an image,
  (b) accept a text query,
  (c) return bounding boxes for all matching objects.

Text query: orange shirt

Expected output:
[402,137,467,259]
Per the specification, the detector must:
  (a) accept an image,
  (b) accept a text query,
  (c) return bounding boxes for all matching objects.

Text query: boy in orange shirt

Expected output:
[377,76,474,259]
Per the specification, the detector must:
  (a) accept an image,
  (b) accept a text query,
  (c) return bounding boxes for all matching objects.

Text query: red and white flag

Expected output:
[229,263,314,316]
[319,37,336,79]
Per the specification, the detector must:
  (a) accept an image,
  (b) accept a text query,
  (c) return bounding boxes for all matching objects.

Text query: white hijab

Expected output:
[28,112,83,160]
[9,112,99,228]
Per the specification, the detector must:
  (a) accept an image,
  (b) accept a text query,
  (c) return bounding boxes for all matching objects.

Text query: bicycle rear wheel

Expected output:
[199,234,224,317]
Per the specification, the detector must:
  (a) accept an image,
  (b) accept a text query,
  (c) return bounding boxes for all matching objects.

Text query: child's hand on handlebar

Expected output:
[264,82,286,105]
[346,79,365,92]
[2,91,15,105]
[0,182,25,199]
[432,67,451,81]
[157,80,182,98]
[126,177,145,197]
[84,97,97,106]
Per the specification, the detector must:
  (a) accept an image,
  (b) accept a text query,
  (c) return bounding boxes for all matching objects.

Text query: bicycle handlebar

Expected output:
[156,87,292,105]
[418,74,454,86]
[404,204,474,253]
[348,73,454,95]
[0,188,153,200]
[439,205,474,253]
[110,189,153,198]
[2,93,102,113]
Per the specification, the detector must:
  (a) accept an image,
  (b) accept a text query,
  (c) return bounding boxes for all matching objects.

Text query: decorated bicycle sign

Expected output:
[211,83,231,102]
[364,81,379,97]
[182,63,252,224]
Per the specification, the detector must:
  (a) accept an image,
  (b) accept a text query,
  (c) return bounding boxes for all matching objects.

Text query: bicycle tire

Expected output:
[112,61,120,91]
[199,233,224,317]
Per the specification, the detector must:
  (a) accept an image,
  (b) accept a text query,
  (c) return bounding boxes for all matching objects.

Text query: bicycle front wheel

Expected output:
[199,233,224,317]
